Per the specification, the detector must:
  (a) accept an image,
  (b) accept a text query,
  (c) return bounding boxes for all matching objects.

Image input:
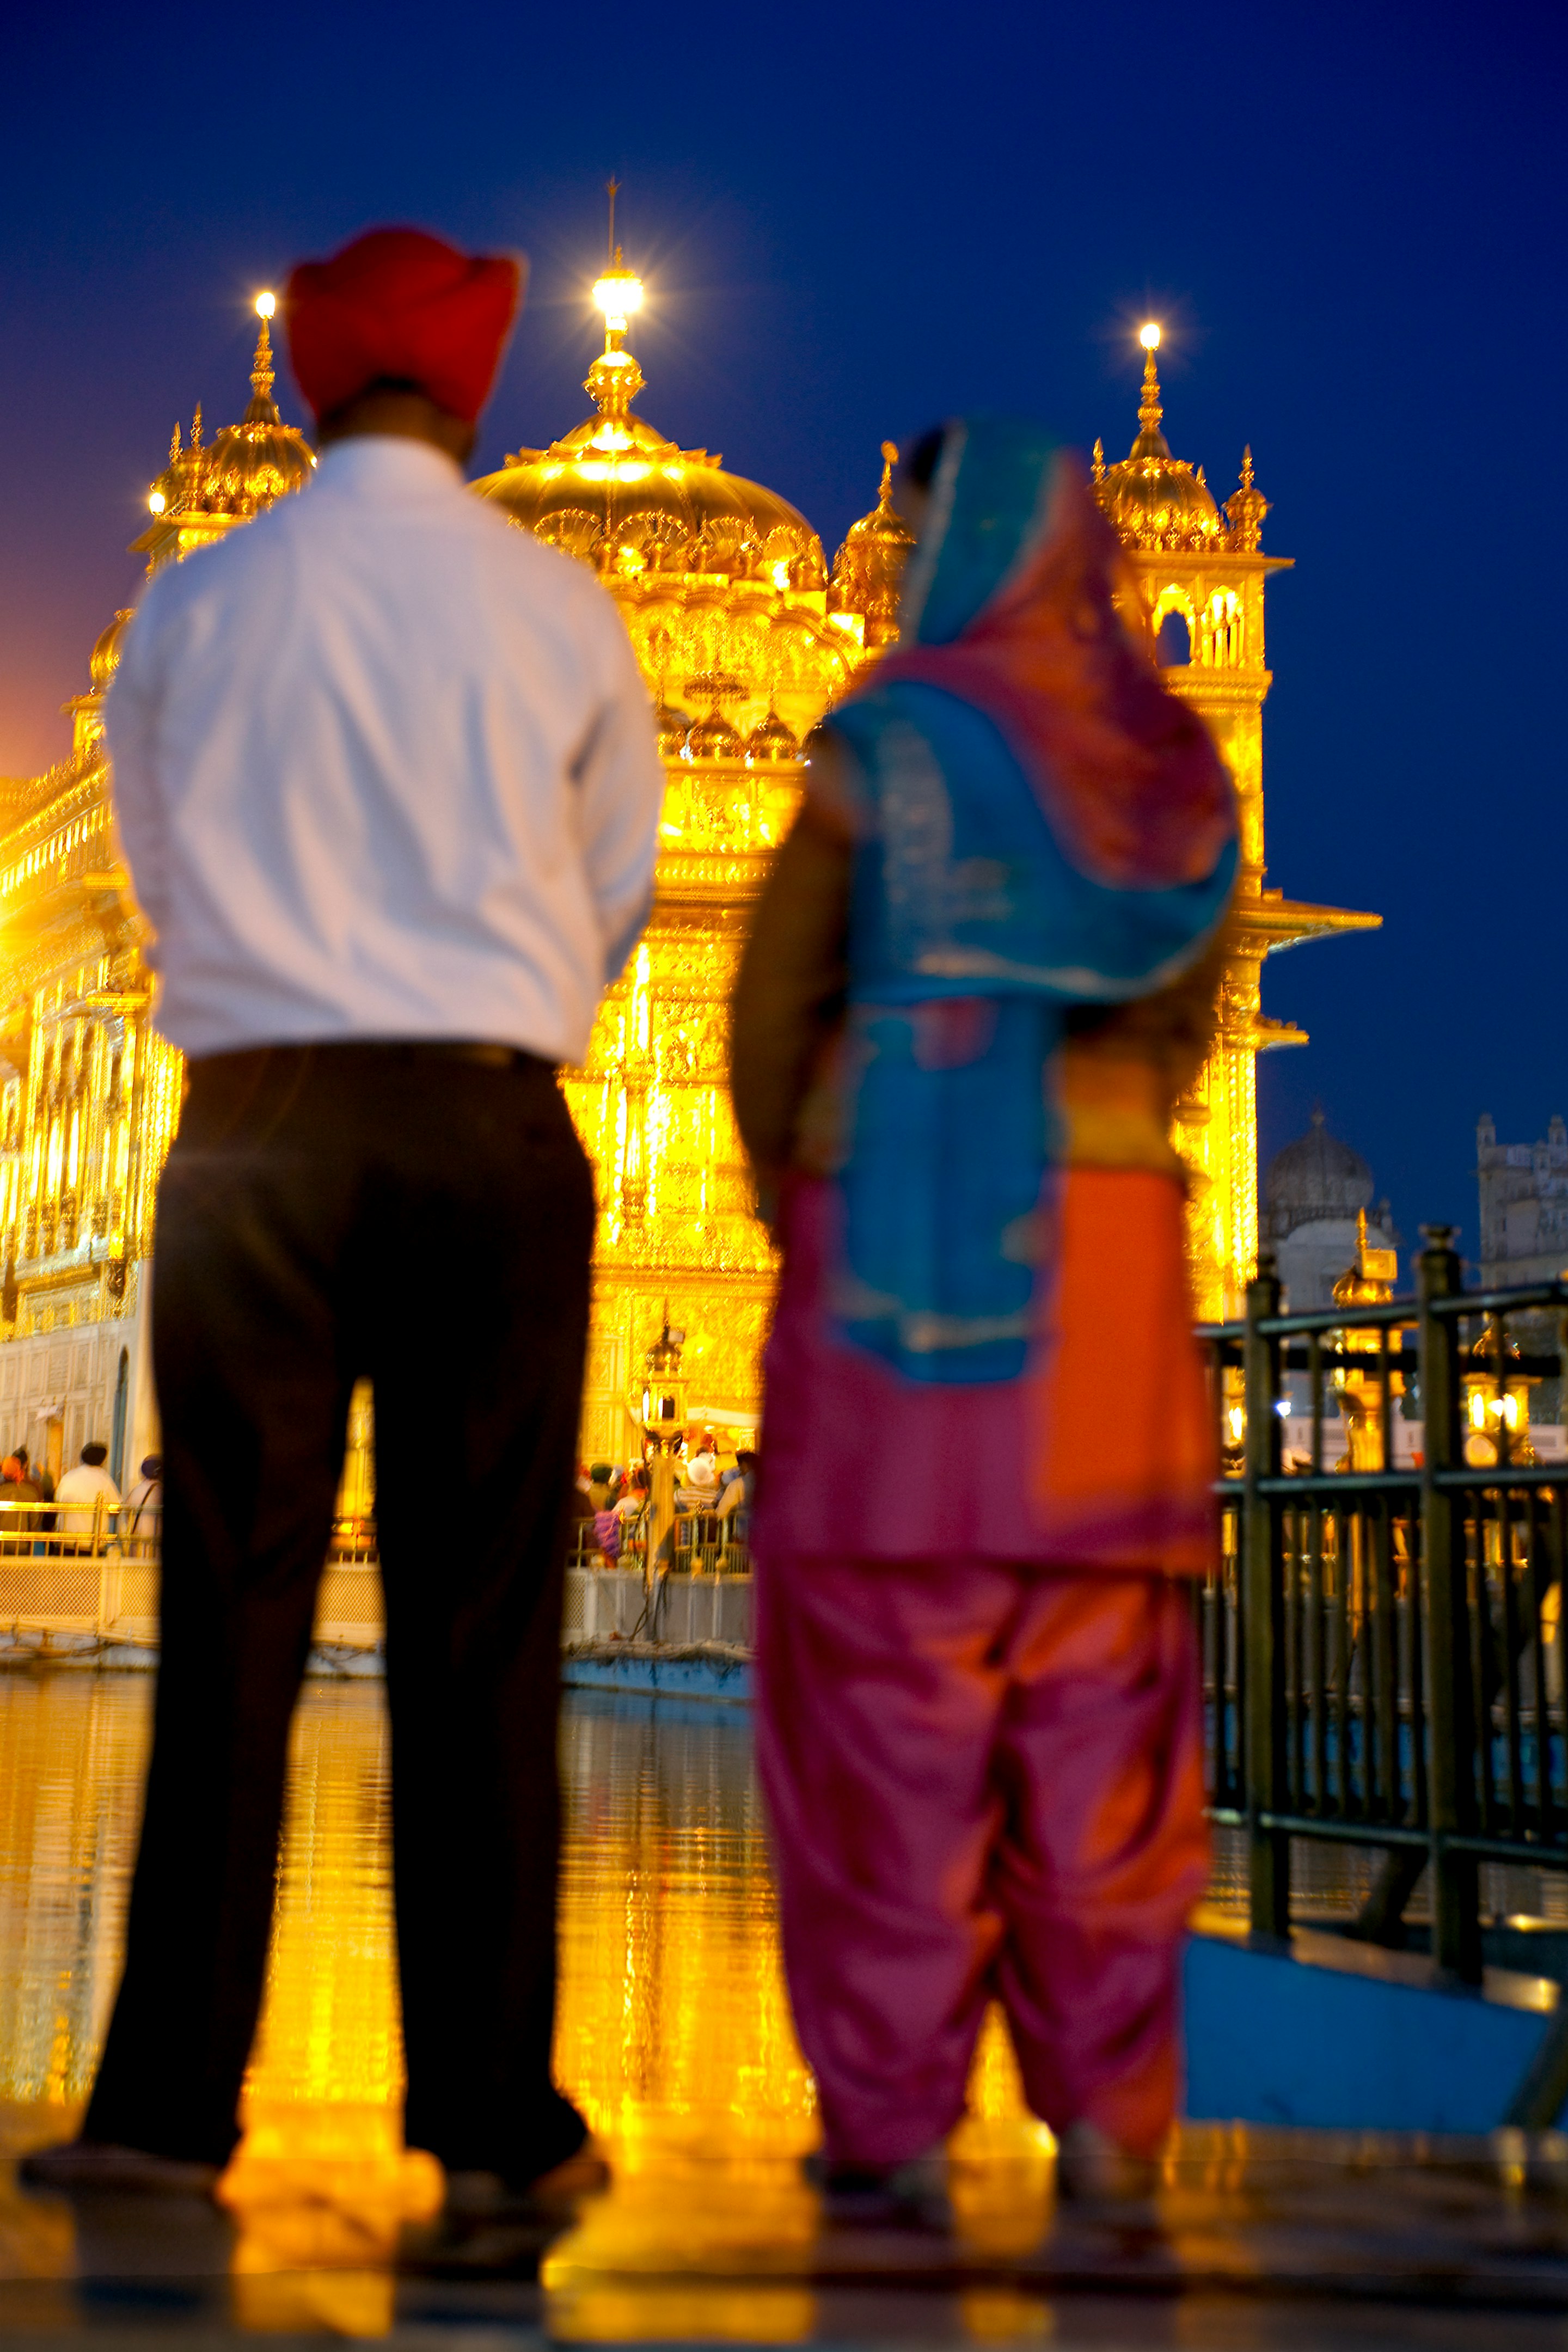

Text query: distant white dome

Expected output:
[1265,1108,1374,1240]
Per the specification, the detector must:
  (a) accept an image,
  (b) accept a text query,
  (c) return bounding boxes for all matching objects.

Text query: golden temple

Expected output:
[0,276,1372,1476]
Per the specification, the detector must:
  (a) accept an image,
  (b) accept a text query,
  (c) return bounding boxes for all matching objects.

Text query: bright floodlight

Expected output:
[592,268,644,332]
[148,491,167,514]
[254,291,277,320]
[1140,321,1161,350]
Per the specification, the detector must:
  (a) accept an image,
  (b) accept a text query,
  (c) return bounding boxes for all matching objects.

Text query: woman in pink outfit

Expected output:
[730,416,1236,2211]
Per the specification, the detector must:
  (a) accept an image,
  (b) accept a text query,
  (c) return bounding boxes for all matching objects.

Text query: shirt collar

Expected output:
[311,437,465,498]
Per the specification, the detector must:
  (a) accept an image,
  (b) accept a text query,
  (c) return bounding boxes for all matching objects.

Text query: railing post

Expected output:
[1419,1224,1483,1983]
[1244,1251,1289,1941]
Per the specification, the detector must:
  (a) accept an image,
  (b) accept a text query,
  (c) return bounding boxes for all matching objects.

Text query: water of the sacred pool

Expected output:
[0,1670,1054,2328]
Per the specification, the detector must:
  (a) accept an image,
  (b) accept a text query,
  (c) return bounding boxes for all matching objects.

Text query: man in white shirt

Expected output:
[53,1441,121,1542]
[33,229,664,2208]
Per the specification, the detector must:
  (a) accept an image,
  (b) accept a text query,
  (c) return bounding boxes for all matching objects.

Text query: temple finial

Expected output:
[249,292,278,409]
[1091,436,1105,484]
[588,224,647,433]
[878,440,898,504]
[1137,322,1163,440]
[1224,442,1269,552]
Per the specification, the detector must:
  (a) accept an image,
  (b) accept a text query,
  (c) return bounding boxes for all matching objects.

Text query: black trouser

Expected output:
[85,1042,596,2177]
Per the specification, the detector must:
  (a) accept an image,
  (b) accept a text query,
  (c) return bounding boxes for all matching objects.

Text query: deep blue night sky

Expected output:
[2,0,1561,1266]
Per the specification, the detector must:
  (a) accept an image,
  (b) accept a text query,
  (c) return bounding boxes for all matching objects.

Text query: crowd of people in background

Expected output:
[567,1436,757,1567]
[0,1444,162,1552]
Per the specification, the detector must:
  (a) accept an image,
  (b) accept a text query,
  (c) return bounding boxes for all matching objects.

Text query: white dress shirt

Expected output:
[54,1462,122,1537]
[107,438,665,1064]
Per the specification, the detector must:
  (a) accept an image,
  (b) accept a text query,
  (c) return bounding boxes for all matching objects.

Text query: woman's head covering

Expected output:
[0,1457,21,1483]
[820,415,1238,1386]
[891,418,1234,889]
[285,228,524,424]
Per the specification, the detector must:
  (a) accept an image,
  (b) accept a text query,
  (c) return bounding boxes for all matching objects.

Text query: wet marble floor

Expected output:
[0,1668,1566,2346]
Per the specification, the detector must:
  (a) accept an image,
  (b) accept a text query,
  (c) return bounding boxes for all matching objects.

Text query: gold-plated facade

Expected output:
[1094,339,1379,1319]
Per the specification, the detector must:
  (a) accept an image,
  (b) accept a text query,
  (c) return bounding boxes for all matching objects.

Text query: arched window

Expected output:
[1155,610,1190,667]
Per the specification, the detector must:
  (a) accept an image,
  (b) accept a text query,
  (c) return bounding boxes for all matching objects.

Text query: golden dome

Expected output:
[829,442,915,648]
[89,609,134,688]
[745,706,799,764]
[685,706,744,762]
[1095,348,1224,550]
[143,320,314,536]
[473,261,868,757]
[471,321,825,589]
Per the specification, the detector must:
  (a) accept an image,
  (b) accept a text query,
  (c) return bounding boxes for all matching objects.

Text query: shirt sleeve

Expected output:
[101,575,175,962]
[572,603,666,985]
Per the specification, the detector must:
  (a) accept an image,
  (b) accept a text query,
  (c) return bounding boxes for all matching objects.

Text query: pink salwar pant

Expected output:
[754,1553,1209,2164]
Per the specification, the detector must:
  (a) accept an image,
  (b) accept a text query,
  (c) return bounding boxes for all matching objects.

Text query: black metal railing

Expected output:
[1200,1228,1568,1983]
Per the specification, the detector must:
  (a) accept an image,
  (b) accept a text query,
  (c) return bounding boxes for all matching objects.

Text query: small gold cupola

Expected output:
[134,294,314,569]
[829,442,916,649]
[1095,323,1225,551]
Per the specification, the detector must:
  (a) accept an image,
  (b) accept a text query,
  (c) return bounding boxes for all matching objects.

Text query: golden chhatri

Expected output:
[1094,322,1377,1316]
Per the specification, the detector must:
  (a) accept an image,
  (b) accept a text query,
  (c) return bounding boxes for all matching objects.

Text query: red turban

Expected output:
[284,227,524,425]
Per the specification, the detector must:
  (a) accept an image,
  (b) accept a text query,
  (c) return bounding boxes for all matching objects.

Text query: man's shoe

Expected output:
[1053,2120,1159,2207]
[443,2143,611,2221]
[401,2142,610,2277]
[20,2138,222,2195]
[806,2148,952,2232]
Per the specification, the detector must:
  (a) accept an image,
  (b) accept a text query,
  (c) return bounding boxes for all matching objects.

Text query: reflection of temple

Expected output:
[0,278,1376,1472]
[1093,332,1377,1317]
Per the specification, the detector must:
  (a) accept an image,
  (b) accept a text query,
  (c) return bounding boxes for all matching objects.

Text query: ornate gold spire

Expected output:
[586,239,647,442]
[1134,341,1168,454]
[246,292,279,424]
[1224,444,1269,553]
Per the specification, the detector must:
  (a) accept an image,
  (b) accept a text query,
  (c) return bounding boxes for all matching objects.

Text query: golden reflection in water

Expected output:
[0,1669,151,2128]
[0,1671,1048,2335]
[556,1698,817,2155]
